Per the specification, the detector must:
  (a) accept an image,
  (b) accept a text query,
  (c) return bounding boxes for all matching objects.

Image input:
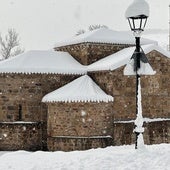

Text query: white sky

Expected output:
[0,0,169,50]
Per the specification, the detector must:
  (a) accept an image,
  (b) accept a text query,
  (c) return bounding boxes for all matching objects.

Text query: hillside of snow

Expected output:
[0,144,169,170]
[143,29,169,50]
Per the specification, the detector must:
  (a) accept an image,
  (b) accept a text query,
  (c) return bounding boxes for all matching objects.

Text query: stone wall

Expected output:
[0,122,42,151]
[55,43,132,65]
[0,73,78,150]
[0,73,77,122]
[46,102,114,151]
[89,69,136,120]
[47,102,114,137]
[114,120,170,145]
[89,50,170,121]
[141,51,170,119]
[48,136,113,151]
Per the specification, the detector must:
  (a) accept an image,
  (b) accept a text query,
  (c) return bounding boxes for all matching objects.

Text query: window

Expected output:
[18,104,22,121]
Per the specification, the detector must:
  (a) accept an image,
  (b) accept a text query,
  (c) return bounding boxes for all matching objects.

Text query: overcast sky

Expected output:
[0,0,169,50]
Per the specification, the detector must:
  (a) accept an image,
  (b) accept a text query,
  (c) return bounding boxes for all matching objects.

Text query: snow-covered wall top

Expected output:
[87,44,170,72]
[0,50,86,75]
[42,75,114,103]
[54,28,157,47]
[125,0,149,18]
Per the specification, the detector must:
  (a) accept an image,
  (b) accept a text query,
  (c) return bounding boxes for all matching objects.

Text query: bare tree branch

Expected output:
[75,29,86,36]
[11,47,25,57]
[0,28,24,60]
[89,25,108,31]
[75,25,109,36]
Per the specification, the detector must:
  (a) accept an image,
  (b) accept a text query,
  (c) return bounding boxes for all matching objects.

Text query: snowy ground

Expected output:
[0,144,169,170]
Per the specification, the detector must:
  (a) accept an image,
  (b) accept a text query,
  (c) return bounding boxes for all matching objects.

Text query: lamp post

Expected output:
[124,0,155,149]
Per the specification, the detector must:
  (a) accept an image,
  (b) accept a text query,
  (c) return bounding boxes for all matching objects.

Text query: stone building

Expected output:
[42,75,114,151]
[0,28,169,151]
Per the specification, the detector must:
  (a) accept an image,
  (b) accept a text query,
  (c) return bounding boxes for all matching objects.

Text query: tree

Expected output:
[75,25,108,36]
[88,24,108,31]
[76,29,86,36]
[0,28,24,60]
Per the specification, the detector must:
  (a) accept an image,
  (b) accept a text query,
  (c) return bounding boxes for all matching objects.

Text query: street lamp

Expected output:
[124,0,155,149]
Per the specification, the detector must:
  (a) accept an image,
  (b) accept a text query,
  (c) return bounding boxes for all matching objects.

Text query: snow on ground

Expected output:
[0,144,169,170]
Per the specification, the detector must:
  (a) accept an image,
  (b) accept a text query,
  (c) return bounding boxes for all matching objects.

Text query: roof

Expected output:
[87,44,170,72]
[42,75,114,103]
[0,44,168,76]
[0,50,86,75]
[54,28,157,47]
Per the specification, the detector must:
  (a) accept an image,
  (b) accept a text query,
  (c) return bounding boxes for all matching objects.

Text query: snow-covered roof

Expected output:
[0,50,86,75]
[125,0,149,18]
[42,75,114,103]
[54,28,157,47]
[87,44,170,72]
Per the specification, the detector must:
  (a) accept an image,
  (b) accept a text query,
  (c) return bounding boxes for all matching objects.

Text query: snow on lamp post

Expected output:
[124,0,156,149]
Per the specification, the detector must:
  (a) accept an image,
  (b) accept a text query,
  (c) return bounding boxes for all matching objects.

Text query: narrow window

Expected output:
[18,104,22,121]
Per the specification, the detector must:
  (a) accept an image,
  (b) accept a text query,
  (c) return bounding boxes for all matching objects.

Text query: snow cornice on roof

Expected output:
[0,50,87,75]
[54,28,157,48]
[42,75,114,103]
[87,44,170,72]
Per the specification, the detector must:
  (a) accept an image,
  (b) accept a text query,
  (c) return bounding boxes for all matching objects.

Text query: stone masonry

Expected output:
[55,43,132,65]
[89,50,170,121]
[55,42,170,148]
[46,102,114,151]
[114,120,170,145]
[48,136,113,152]
[0,73,77,150]
[0,122,42,151]
[0,74,77,122]
[0,41,170,151]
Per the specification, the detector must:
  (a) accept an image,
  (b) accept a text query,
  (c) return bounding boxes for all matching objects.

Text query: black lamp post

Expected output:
[125,0,151,149]
[127,13,148,72]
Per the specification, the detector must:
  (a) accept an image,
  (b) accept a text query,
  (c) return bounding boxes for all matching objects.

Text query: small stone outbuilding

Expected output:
[42,75,114,151]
